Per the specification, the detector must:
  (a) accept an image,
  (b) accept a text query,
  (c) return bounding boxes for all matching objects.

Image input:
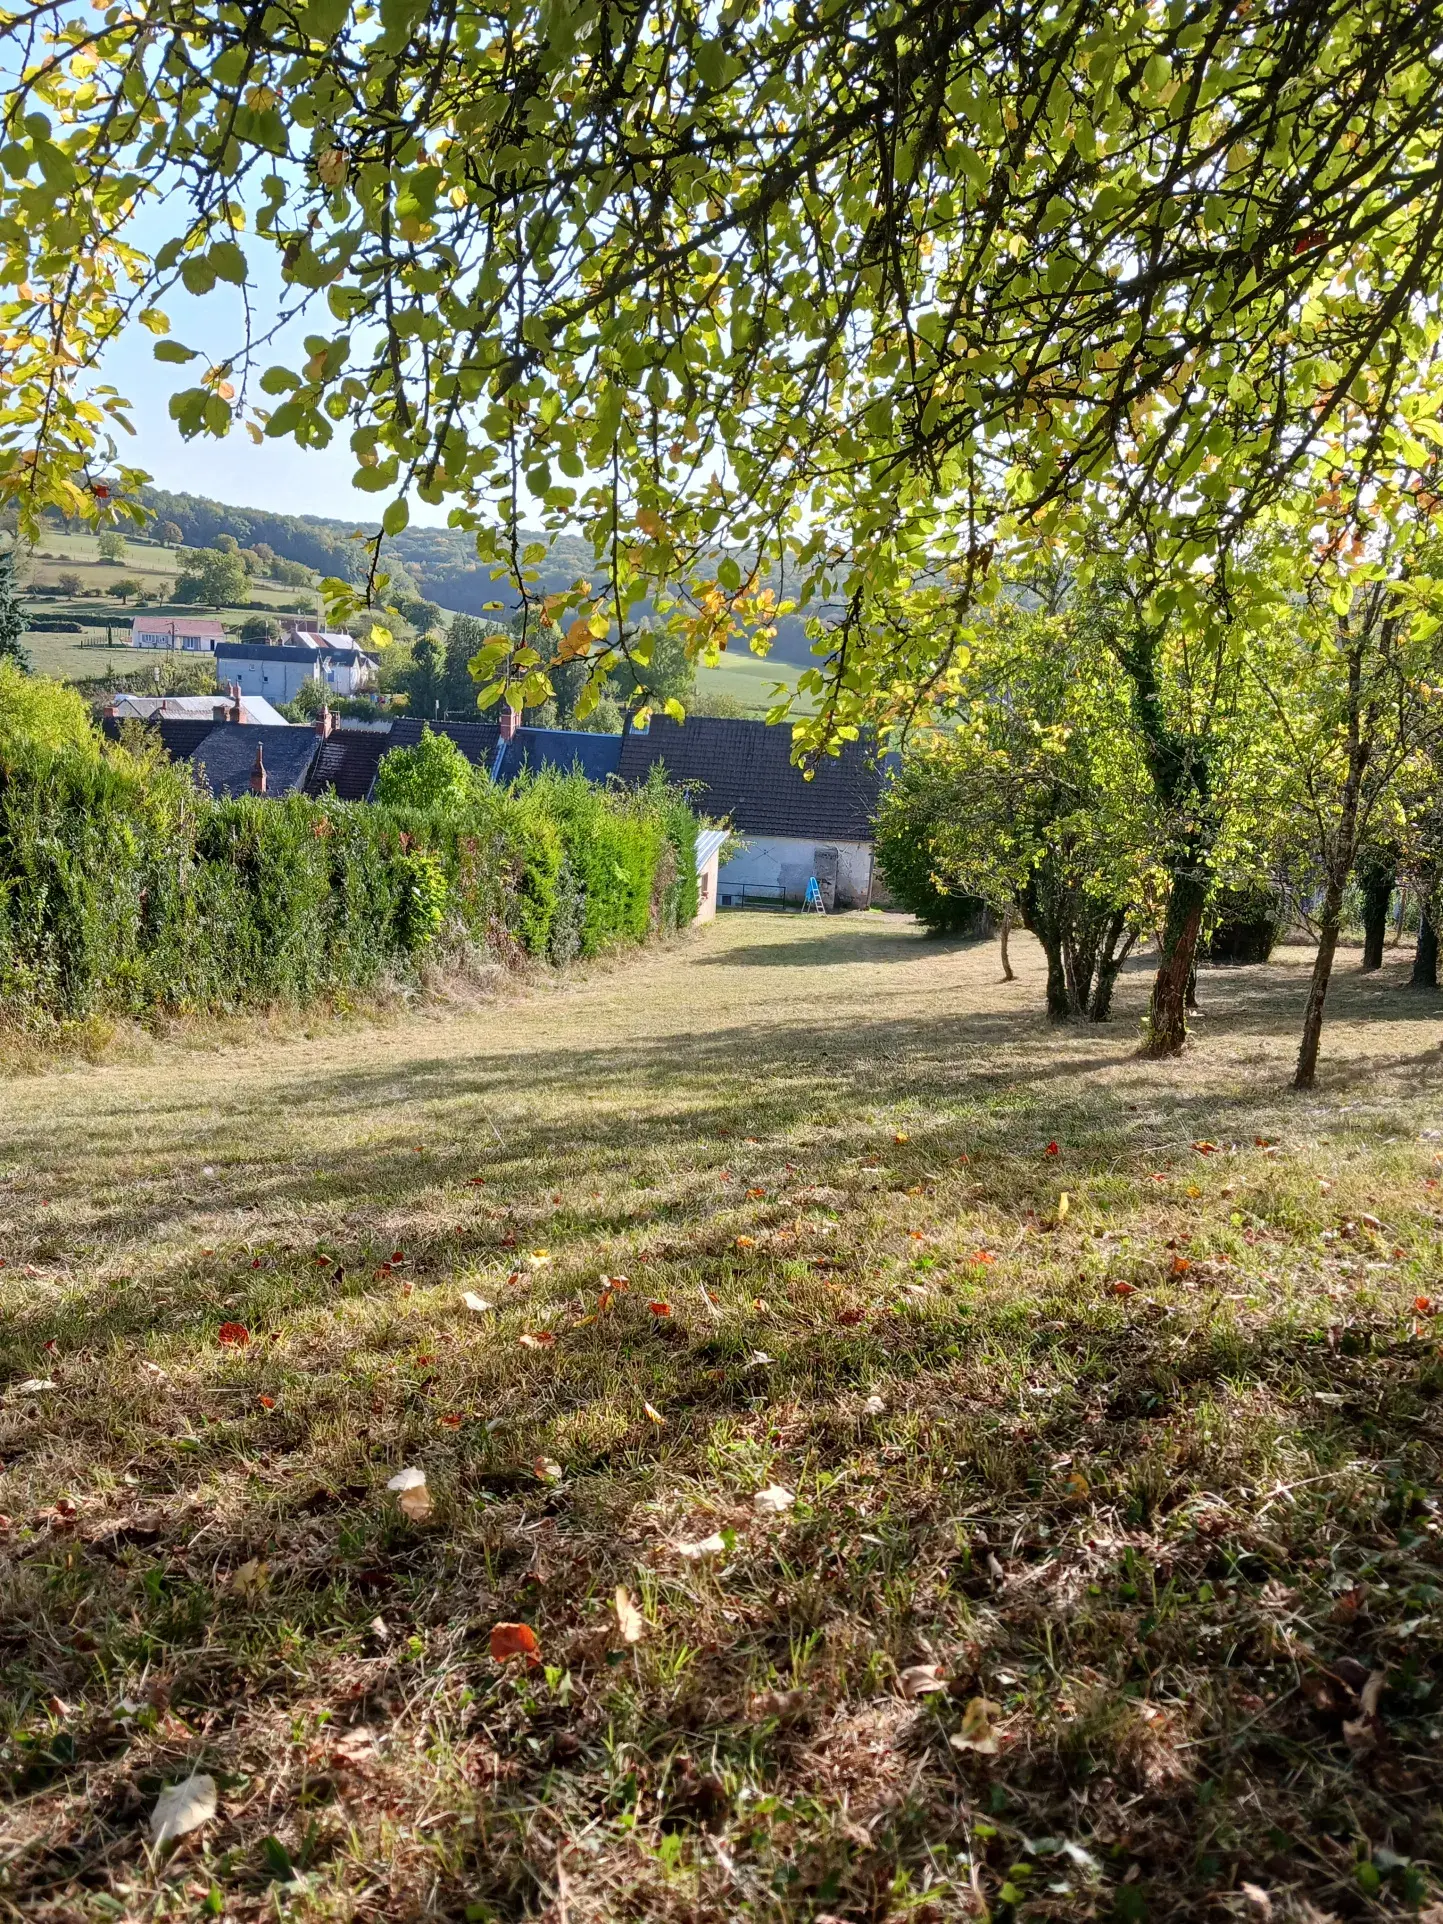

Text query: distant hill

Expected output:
[121,487,821,666]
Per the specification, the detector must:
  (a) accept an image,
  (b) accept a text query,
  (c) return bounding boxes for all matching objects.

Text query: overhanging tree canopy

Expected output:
[5,0,1443,735]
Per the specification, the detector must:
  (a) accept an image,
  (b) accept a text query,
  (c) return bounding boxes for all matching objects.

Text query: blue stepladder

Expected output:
[803,875,826,913]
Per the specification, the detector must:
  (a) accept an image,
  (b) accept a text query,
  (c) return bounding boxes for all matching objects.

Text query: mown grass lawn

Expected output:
[1,917,1441,1924]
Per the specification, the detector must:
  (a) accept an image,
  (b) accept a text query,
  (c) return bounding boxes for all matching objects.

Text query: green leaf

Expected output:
[208,241,247,285]
[261,1835,296,1884]
[382,497,410,536]
[153,341,200,363]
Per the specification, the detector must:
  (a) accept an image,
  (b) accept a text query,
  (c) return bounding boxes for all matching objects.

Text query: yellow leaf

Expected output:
[1057,1191,1070,1223]
[950,1697,1000,1754]
[614,1584,646,1643]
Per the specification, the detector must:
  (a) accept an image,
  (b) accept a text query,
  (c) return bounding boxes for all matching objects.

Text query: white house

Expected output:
[614,716,883,910]
[129,616,225,653]
[214,638,379,704]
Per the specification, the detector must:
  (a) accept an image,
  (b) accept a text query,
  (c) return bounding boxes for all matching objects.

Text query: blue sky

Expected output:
[95,213,455,526]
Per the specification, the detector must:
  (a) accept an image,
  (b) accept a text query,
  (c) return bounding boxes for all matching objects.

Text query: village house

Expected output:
[128,615,226,653]
[214,634,379,704]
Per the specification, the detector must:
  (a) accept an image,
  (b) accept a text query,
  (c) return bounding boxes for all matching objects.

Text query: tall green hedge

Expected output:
[0,740,700,1021]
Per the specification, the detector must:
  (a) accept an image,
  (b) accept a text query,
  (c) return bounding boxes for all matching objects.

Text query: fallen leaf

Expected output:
[747,1186,767,1199]
[1056,1191,1070,1224]
[1109,1280,1137,1296]
[257,1393,275,1410]
[950,1697,1000,1754]
[614,1585,646,1643]
[735,1235,756,1249]
[386,1466,432,1521]
[1192,1140,1218,1154]
[528,1251,552,1267]
[754,1483,795,1515]
[893,1131,910,1144]
[1063,1469,1090,1501]
[217,1323,249,1348]
[14,1377,57,1393]
[460,1291,493,1314]
[837,1306,866,1325]
[1045,1140,1060,1157]
[231,1558,269,1596]
[970,1250,995,1265]
[490,1620,540,1664]
[534,1456,563,1481]
[675,1531,728,1560]
[1416,1296,1434,1315]
[1241,1884,1273,1920]
[643,1401,665,1425]
[439,1412,463,1429]
[899,1663,948,1697]
[468,1175,487,1186]
[519,1331,556,1349]
[151,1773,218,1848]
[648,1300,672,1316]
[1170,1256,1192,1275]
[864,1394,886,1414]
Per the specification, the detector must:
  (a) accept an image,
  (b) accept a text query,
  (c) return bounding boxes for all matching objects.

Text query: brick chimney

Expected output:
[227,681,247,725]
[314,704,334,740]
[249,742,267,795]
[498,704,521,742]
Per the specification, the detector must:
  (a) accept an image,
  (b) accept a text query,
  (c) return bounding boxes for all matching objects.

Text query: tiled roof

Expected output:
[616,717,882,842]
[305,726,394,801]
[383,719,623,785]
[190,724,319,800]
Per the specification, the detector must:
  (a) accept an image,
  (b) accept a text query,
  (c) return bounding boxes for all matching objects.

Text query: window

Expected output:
[700,870,710,900]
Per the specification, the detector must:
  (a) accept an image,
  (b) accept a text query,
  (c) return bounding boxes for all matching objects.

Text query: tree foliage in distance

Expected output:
[6,0,1443,747]
[878,601,1157,1020]
[174,546,247,608]
[96,529,125,563]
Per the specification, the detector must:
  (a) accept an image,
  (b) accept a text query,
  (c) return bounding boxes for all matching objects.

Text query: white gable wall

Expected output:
[717,836,874,909]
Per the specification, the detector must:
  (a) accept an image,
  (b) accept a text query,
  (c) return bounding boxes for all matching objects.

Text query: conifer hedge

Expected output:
[0,738,699,1021]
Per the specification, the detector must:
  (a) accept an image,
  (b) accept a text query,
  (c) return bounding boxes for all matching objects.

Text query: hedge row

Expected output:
[0,745,699,1020]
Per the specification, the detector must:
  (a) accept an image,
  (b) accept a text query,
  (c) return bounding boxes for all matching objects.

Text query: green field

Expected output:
[2,920,1440,1920]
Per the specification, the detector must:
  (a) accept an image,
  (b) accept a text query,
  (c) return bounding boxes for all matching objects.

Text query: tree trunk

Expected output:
[1042,936,1072,1021]
[1185,959,1198,1010]
[1144,867,1208,1056]
[1089,914,1136,1022]
[999,911,1015,982]
[1359,863,1394,971]
[1414,907,1439,989]
[1295,884,1344,1089]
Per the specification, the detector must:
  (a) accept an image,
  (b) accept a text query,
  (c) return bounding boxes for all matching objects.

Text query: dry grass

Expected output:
[1,916,1441,1923]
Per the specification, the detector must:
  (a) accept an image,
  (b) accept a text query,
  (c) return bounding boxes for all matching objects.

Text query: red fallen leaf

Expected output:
[390,1251,405,1265]
[0,1515,11,1532]
[490,1620,540,1664]
[315,1254,331,1266]
[257,1393,276,1410]
[956,1153,970,1164]
[501,1231,517,1248]
[42,1340,57,1354]
[1109,1280,1137,1296]
[1416,1296,1435,1315]
[438,1413,463,1429]
[648,1300,673,1316]
[1045,1141,1059,1157]
[747,1186,767,1199]
[376,1263,392,1277]
[250,1257,262,1269]
[1147,1173,1168,1184]
[414,1353,436,1366]
[837,1306,867,1325]
[468,1176,486,1186]
[217,1322,250,1347]
[1171,1256,1192,1275]
[1254,1136,1275,1148]
[519,1331,556,1349]
[506,1270,525,1286]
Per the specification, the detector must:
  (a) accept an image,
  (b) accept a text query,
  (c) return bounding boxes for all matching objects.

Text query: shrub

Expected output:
[1205,882,1284,963]
[373,726,477,812]
[0,727,700,1021]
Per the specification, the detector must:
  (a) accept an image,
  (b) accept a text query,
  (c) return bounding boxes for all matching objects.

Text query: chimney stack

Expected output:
[498,704,521,742]
[227,681,246,725]
[314,705,334,740]
[249,742,268,795]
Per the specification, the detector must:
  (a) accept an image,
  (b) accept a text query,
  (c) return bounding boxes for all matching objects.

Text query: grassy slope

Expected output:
[1,922,1440,1921]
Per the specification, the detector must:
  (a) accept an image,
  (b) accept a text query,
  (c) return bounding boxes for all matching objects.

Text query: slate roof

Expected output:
[616,717,883,842]
[190,724,320,800]
[384,719,623,784]
[305,726,394,801]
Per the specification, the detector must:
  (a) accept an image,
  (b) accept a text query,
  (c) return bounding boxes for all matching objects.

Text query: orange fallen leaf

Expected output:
[519,1331,556,1349]
[1109,1280,1137,1296]
[643,1401,665,1425]
[648,1300,672,1316]
[970,1250,995,1265]
[735,1235,756,1249]
[1192,1141,1218,1155]
[439,1413,463,1429]
[490,1621,540,1664]
[1417,1296,1435,1315]
[747,1186,767,1199]
[1170,1256,1192,1275]
[217,1322,250,1348]
[893,1131,909,1144]
[257,1393,276,1410]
